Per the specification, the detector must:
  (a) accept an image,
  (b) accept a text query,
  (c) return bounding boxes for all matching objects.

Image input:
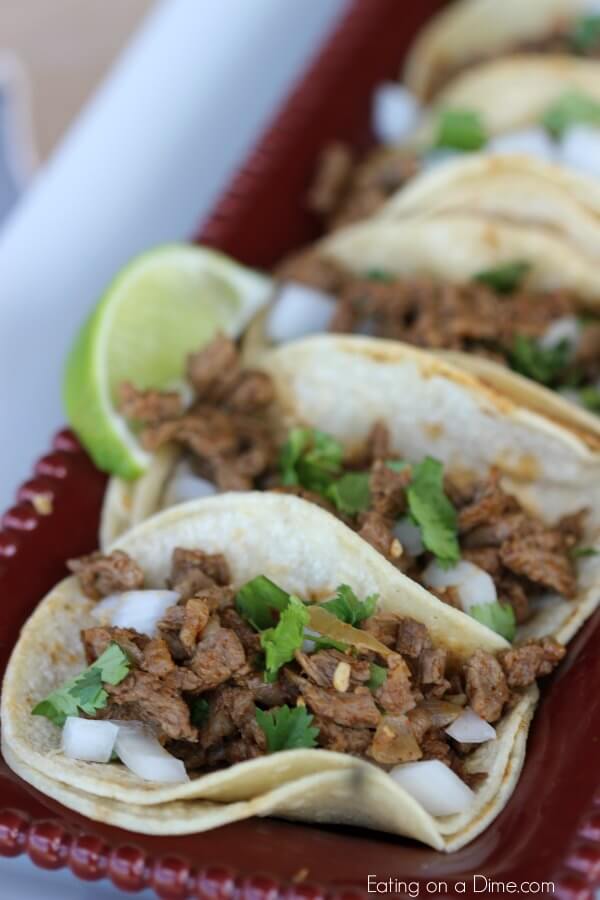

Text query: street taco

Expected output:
[2,492,558,849]
[405,0,600,100]
[99,334,600,647]
[323,56,600,230]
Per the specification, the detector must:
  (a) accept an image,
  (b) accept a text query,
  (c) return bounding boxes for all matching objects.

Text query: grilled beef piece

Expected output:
[82,626,148,666]
[314,717,372,755]
[374,655,415,715]
[69,550,145,600]
[357,510,397,560]
[275,248,348,294]
[141,638,176,677]
[189,627,247,691]
[288,674,381,728]
[464,650,510,723]
[185,335,240,402]
[168,547,231,597]
[106,670,197,741]
[500,529,577,598]
[396,618,431,659]
[369,459,410,518]
[307,142,355,216]
[368,714,422,765]
[118,382,183,424]
[219,608,262,656]
[141,408,239,457]
[362,613,401,649]
[295,649,371,690]
[499,638,565,688]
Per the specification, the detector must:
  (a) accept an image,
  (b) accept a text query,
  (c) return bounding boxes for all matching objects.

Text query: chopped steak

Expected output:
[140,408,239,458]
[374,657,415,715]
[314,717,372,755]
[141,638,176,677]
[500,529,577,598]
[225,371,274,412]
[457,472,517,534]
[295,649,370,689]
[118,382,183,424]
[169,547,231,596]
[189,627,247,691]
[362,613,401,649]
[219,607,262,656]
[464,650,510,723]
[106,670,197,741]
[500,638,566,688]
[369,459,410,518]
[68,550,144,600]
[357,510,396,560]
[396,618,430,659]
[289,675,381,728]
[368,714,422,765]
[185,335,240,402]
[418,648,448,688]
[82,626,148,667]
[307,142,355,216]
[275,248,348,295]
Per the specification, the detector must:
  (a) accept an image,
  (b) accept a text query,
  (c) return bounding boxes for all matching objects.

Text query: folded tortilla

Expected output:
[2,491,535,850]
[405,0,592,100]
[99,336,600,646]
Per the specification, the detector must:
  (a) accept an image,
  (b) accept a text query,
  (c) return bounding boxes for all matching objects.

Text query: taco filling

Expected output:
[274,254,600,414]
[116,337,588,638]
[33,543,564,806]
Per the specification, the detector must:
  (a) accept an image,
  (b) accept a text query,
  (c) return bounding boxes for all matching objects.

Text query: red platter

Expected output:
[1,1,600,897]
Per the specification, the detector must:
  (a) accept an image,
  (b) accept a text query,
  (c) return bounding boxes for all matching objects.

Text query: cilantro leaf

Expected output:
[406,457,459,567]
[32,643,130,727]
[190,698,210,727]
[571,546,600,559]
[435,109,487,151]
[327,472,371,515]
[366,268,393,282]
[260,596,309,681]
[367,663,388,692]
[509,335,571,386]
[578,385,600,412]
[312,636,348,652]
[321,584,378,626]
[469,602,516,641]
[255,704,319,752]
[279,428,343,493]
[474,261,530,295]
[236,575,290,631]
[542,91,600,137]
[571,14,600,53]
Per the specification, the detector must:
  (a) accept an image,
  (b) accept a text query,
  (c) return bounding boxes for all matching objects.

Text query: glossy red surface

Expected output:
[1,1,600,897]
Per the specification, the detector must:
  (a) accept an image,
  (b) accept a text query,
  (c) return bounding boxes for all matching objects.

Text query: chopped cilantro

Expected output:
[571,15,600,54]
[474,261,530,295]
[327,471,371,515]
[260,596,309,681]
[367,663,388,692]
[279,427,343,493]
[32,643,130,727]
[435,109,487,151]
[509,335,571,386]
[578,385,600,412]
[406,457,459,567]
[321,584,377,626]
[190,698,210,727]
[571,546,600,559]
[312,636,348,652]
[386,459,410,473]
[236,575,290,631]
[255,704,319,752]
[469,602,516,641]
[542,91,600,137]
[365,268,393,282]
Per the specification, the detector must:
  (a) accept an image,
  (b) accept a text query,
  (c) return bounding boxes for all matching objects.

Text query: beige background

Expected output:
[0,0,153,160]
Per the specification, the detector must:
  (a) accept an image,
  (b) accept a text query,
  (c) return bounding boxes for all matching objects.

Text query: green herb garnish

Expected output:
[435,109,487,151]
[571,15,600,54]
[260,596,309,681]
[32,643,130,727]
[327,471,371,515]
[366,268,393,282]
[279,427,343,493]
[474,261,530,294]
[236,575,290,631]
[469,602,516,641]
[542,91,600,137]
[386,459,410,473]
[578,385,600,411]
[571,546,600,559]
[321,584,378,626]
[509,335,571,386]
[406,457,459,567]
[190,697,210,727]
[255,704,319,752]
[367,663,388,692]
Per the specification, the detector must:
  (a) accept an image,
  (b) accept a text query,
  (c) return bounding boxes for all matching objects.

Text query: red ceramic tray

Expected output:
[1,2,600,898]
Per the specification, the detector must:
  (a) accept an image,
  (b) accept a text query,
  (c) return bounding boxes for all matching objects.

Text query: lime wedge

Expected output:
[63,244,272,478]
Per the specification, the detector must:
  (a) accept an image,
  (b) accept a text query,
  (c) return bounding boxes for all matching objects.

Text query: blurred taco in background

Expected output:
[100,334,600,647]
[317,55,600,230]
[2,491,561,848]
[404,0,600,101]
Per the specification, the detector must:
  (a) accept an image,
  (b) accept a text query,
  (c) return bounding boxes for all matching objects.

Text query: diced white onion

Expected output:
[422,560,497,612]
[267,282,336,344]
[113,723,189,783]
[445,708,496,744]
[109,590,180,637]
[91,593,123,625]
[559,125,600,180]
[163,459,218,508]
[62,717,118,763]
[422,148,464,171]
[390,759,474,816]
[393,517,425,556]
[486,128,558,163]
[372,83,421,144]
[539,315,581,354]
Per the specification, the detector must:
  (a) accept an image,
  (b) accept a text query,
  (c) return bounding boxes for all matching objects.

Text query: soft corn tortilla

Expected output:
[377,155,600,262]
[405,1,591,99]
[100,336,600,645]
[3,491,535,850]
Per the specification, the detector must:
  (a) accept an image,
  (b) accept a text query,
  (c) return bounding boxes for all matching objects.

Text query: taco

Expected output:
[324,55,600,230]
[2,492,560,848]
[98,334,600,647]
[405,0,600,100]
